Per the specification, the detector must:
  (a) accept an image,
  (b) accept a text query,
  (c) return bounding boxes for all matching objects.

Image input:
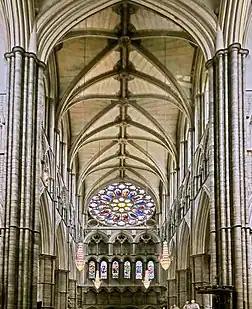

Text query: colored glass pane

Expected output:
[100,261,107,279]
[136,261,143,279]
[147,261,154,280]
[89,261,96,279]
[88,182,155,226]
[112,261,119,279]
[124,261,131,279]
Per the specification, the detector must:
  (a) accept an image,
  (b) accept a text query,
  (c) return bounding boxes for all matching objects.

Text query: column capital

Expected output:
[4,46,46,69]
[206,43,249,69]
[227,42,249,56]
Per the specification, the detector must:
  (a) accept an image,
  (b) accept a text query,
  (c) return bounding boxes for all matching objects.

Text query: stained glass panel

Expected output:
[89,261,96,279]
[147,260,154,280]
[88,182,155,226]
[124,261,131,279]
[136,260,143,279]
[100,260,107,279]
[112,261,119,279]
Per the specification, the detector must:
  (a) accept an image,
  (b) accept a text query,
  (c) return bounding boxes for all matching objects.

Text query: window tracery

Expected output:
[88,182,155,227]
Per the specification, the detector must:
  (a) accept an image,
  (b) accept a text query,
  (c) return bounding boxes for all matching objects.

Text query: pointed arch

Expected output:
[109,231,134,244]
[55,221,68,270]
[83,230,109,244]
[39,193,52,255]
[37,0,216,63]
[177,220,190,270]
[134,231,161,243]
[84,176,159,212]
[167,239,176,280]
[193,189,210,255]
[69,241,77,280]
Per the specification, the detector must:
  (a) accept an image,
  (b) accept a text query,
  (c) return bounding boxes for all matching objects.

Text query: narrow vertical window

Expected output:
[147,260,154,280]
[100,260,107,279]
[124,261,131,279]
[89,261,96,279]
[112,261,119,279]
[135,261,143,279]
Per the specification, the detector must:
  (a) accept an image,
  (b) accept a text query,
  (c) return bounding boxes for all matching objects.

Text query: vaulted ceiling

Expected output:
[50,1,204,210]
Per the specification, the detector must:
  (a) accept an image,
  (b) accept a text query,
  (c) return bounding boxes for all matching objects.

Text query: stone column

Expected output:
[76,286,83,309]
[55,269,69,309]
[39,254,56,308]
[68,279,77,309]
[132,242,136,255]
[108,242,113,255]
[0,47,45,309]
[205,61,218,286]
[167,279,177,308]
[176,269,191,308]
[191,254,210,306]
[206,43,252,309]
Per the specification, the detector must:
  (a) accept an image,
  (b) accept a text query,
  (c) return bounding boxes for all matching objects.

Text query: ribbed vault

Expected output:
[48,1,201,216]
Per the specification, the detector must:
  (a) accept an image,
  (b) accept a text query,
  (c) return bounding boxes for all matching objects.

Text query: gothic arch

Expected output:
[69,241,77,280]
[167,239,176,280]
[177,220,190,270]
[0,2,8,92]
[219,0,250,47]
[84,231,109,244]
[109,231,134,244]
[84,176,160,213]
[244,10,252,90]
[194,145,205,176]
[36,0,216,63]
[134,231,161,243]
[193,189,210,255]
[39,193,52,255]
[55,221,68,270]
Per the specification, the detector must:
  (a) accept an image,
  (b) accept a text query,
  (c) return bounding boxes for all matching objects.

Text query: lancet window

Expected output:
[147,260,155,279]
[88,261,96,279]
[135,260,143,279]
[112,261,119,279]
[100,260,108,279]
[124,261,131,279]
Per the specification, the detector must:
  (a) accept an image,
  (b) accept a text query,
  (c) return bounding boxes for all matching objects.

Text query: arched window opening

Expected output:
[100,260,108,279]
[124,261,131,279]
[147,261,155,280]
[135,261,143,279]
[88,261,96,279]
[88,182,155,227]
[112,261,119,279]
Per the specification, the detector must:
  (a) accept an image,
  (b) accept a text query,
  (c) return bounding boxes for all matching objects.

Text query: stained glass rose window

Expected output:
[88,182,155,226]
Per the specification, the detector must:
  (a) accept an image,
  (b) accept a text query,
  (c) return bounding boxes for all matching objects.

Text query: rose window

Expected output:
[88,182,155,226]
